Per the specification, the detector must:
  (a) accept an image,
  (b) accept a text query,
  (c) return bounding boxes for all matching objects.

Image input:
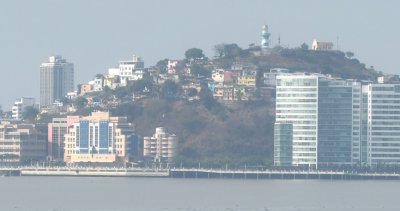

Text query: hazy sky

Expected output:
[0,0,399,109]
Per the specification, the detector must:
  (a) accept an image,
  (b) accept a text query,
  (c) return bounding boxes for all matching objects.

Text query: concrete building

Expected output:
[0,121,47,164]
[167,60,179,74]
[311,39,334,51]
[274,74,361,167]
[40,56,74,107]
[363,84,400,166]
[264,68,289,87]
[274,73,400,167]
[237,75,256,87]
[275,74,320,167]
[274,123,293,166]
[212,69,225,83]
[143,127,177,162]
[11,97,37,120]
[64,112,137,165]
[48,116,79,161]
[118,55,145,86]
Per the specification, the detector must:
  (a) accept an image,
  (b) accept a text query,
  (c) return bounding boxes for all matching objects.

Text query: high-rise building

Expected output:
[275,74,361,167]
[275,74,320,167]
[11,97,37,120]
[274,122,293,166]
[363,84,400,166]
[0,120,47,164]
[143,127,177,162]
[275,73,400,167]
[64,112,137,165]
[40,56,74,107]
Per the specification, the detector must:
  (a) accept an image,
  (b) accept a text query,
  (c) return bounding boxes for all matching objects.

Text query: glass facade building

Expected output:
[276,75,319,166]
[365,84,400,165]
[274,123,293,166]
[275,73,400,167]
[275,74,361,167]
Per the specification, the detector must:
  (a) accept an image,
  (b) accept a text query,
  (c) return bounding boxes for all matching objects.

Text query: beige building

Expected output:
[143,127,177,162]
[64,112,137,165]
[0,121,47,164]
[237,75,256,87]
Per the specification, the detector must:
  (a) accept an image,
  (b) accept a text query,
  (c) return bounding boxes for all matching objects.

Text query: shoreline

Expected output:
[1,167,400,180]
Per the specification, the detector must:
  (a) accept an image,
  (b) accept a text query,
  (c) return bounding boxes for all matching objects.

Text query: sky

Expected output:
[0,0,399,109]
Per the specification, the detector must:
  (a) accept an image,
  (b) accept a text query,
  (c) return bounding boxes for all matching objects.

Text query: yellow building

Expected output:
[237,75,256,87]
[64,112,137,165]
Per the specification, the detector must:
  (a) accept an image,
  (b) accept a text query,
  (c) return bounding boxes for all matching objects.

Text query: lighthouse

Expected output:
[261,25,271,49]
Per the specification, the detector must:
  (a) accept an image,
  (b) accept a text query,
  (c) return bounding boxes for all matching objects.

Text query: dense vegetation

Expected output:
[111,98,275,168]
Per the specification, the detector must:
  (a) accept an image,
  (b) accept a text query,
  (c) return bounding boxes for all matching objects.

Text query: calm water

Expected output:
[1,177,399,211]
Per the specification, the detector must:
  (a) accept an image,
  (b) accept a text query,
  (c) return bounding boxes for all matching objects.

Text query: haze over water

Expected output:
[2,177,399,211]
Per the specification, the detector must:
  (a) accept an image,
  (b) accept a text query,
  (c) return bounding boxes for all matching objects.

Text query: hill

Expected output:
[111,98,275,167]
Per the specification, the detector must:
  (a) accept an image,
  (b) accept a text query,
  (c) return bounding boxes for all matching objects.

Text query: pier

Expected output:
[0,166,400,180]
[169,168,400,180]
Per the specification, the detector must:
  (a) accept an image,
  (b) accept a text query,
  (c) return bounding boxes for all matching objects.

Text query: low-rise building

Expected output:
[64,112,137,165]
[11,97,37,120]
[237,75,256,87]
[80,84,93,95]
[311,39,334,51]
[167,60,179,74]
[212,69,225,83]
[0,121,47,164]
[143,127,177,162]
[264,68,289,87]
[48,116,79,161]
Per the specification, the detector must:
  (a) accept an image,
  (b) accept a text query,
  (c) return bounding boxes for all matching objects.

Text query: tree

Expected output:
[22,106,39,122]
[190,63,210,77]
[156,59,169,74]
[73,97,88,110]
[95,74,104,79]
[346,51,354,59]
[185,48,205,61]
[301,43,309,50]
[214,43,243,58]
[186,88,198,97]
[161,80,180,98]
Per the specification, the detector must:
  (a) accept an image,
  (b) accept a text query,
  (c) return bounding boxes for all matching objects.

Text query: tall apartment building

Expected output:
[11,97,37,120]
[0,121,47,164]
[40,55,74,107]
[143,127,177,162]
[364,84,400,166]
[64,112,137,165]
[275,74,361,167]
[48,116,79,161]
[275,74,320,167]
[275,73,400,167]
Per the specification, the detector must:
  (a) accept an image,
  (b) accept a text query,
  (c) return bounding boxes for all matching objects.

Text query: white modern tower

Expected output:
[40,56,74,107]
[275,74,320,167]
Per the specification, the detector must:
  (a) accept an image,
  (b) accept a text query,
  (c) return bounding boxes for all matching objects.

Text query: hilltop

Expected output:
[215,45,377,80]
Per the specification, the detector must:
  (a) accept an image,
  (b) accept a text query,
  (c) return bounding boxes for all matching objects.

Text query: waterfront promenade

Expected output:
[1,166,400,180]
